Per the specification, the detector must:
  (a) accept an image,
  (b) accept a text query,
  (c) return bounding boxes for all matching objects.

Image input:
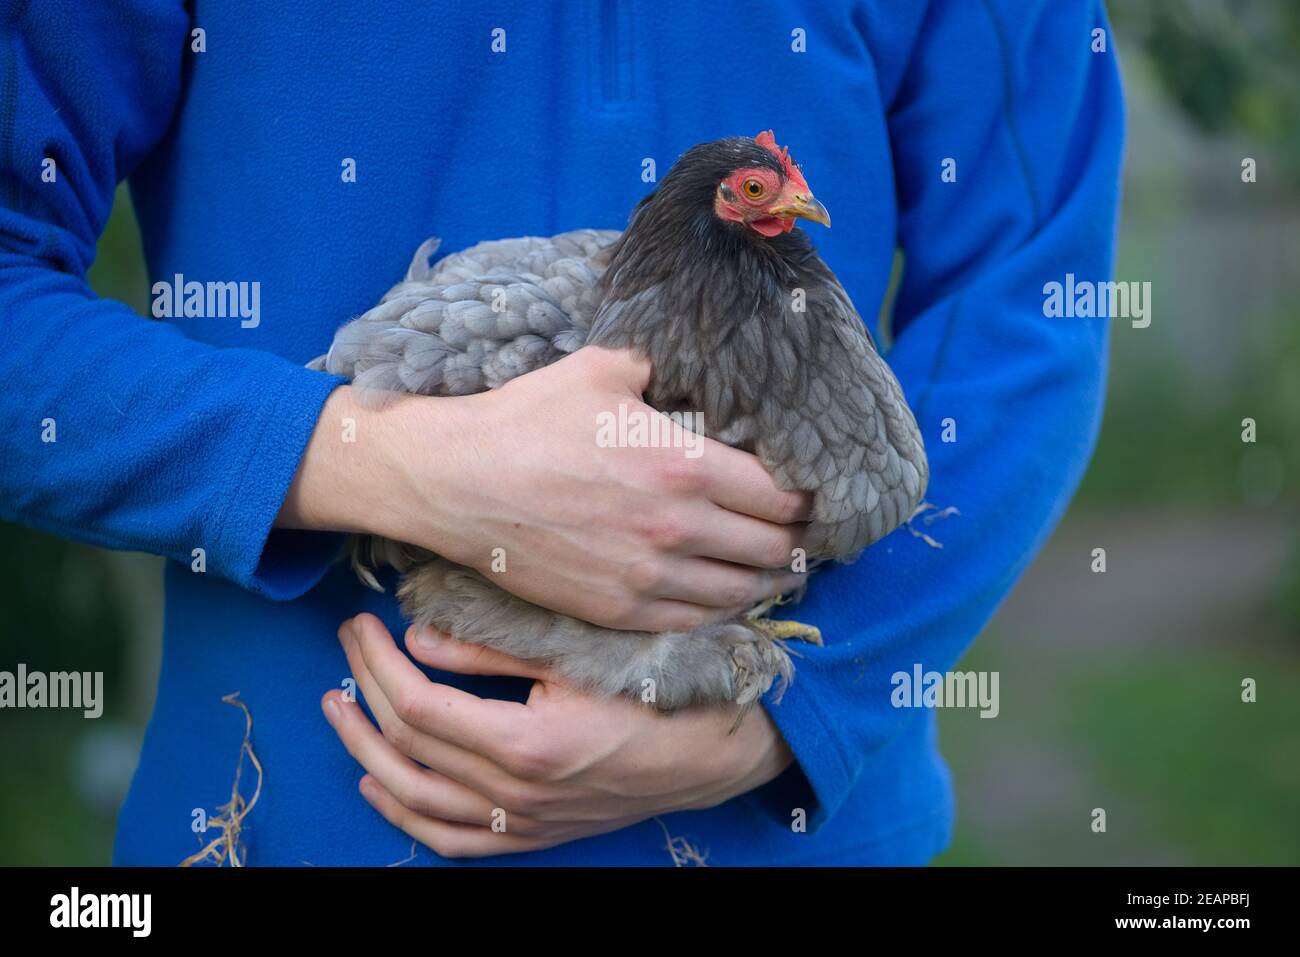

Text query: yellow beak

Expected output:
[771,192,831,228]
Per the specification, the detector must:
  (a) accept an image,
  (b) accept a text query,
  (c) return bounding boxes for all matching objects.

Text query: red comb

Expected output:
[755,130,809,191]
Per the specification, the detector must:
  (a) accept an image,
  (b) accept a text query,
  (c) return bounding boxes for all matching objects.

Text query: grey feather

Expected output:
[313,229,619,401]
[312,139,928,719]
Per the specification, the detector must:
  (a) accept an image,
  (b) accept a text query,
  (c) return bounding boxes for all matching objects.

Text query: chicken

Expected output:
[311,132,927,722]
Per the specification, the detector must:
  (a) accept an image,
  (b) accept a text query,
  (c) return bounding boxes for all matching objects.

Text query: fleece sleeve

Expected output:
[759,0,1125,829]
[0,2,344,599]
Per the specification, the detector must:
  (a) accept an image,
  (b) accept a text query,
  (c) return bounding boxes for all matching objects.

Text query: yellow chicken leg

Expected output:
[745,598,824,646]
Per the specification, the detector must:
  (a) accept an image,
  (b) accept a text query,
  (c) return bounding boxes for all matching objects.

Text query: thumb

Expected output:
[405,626,553,682]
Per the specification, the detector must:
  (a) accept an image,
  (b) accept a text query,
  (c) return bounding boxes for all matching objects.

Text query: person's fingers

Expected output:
[340,616,593,814]
[651,558,806,609]
[696,443,812,524]
[346,614,529,763]
[344,658,533,806]
[339,620,409,732]
[359,775,641,859]
[616,598,733,633]
[358,775,552,858]
[340,621,553,804]
[322,691,501,827]
[682,508,809,571]
[403,626,551,681]
[340,618,432,741]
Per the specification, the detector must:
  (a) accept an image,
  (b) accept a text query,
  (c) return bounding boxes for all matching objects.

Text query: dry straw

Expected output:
[654,816,709,867]
[180,692,263,867]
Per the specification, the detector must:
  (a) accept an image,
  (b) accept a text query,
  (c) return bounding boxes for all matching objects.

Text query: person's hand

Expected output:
[322,614,794,858]
[281,346,811,632]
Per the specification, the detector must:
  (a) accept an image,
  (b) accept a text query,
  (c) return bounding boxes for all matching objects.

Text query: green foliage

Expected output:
[1113,1,1300,184]
[0,523,136,865]
[0,719,117,866]
[0,524,131,688]
[1078,302,1300,508]
[1276,535,1300,633]
[86,185,150,317]
[937,635,1300,866]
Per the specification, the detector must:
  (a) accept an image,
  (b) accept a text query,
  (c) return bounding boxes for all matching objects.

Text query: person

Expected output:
[0,0,1124,865]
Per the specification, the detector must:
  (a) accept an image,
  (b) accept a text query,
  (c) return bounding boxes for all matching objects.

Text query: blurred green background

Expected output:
[1,2,1297,865]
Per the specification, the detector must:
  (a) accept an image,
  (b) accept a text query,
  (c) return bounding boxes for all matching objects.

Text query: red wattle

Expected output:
[751,216,792,237]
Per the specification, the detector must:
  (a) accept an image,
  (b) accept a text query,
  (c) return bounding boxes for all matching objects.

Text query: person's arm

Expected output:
[1,6,808,620]
[281,347,813,631]
[0,2,348,599]
[759,0,1125,829]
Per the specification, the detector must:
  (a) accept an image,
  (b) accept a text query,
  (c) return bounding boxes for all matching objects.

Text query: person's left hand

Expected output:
[322,613,794,858]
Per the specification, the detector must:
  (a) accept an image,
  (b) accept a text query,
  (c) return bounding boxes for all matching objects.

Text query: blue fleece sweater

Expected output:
[0,0,1123,865]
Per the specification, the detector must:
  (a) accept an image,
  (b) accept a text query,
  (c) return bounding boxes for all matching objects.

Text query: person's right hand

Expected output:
[279,346,811,633]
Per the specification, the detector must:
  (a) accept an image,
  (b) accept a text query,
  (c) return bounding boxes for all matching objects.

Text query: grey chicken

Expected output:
[311,132,927,721]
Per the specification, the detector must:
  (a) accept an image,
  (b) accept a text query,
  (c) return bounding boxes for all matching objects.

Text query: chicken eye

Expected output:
[742,178,765,199]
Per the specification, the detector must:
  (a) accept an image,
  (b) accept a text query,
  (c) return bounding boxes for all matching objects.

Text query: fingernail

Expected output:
[323,697,341,723]
[412,628,441,651]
